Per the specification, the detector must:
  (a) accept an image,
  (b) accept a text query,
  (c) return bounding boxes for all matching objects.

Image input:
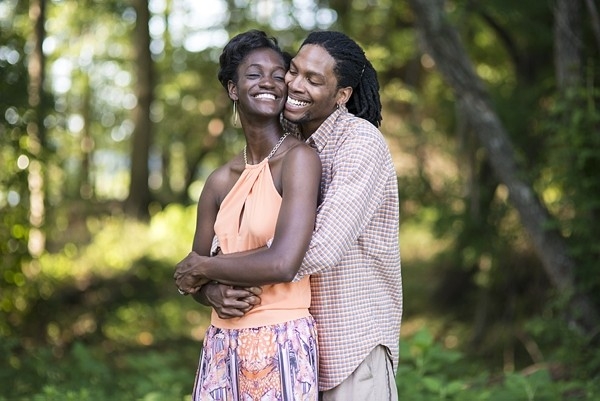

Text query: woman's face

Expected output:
[231,48,287,120]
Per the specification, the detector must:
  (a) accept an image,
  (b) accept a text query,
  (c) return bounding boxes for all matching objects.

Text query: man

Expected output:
[176,31,402,400]
[281,31,402,400]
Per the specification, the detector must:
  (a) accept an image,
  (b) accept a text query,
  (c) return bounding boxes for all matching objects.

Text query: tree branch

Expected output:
[407,0,599,333]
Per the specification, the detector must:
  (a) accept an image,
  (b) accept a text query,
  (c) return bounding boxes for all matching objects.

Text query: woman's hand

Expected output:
[174,251,211,294]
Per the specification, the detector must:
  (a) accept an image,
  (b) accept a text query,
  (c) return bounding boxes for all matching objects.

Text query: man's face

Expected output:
[284,44,342,138]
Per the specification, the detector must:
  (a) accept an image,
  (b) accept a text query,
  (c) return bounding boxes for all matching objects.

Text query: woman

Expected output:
[176,30,321,401]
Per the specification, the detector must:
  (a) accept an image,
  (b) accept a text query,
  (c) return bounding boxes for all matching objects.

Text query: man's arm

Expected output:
[295,127,392,279]
[192,283,262,319]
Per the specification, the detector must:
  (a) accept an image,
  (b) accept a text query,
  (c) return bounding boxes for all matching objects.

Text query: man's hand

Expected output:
[174,251,210,294]
[198,283,262,319]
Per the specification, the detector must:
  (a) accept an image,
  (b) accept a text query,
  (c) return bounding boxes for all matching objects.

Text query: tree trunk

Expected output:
[27,0,46,257]
[80,74,94,199]
[125,0,154,219]
[554,0,582,91]
[584,0,600,55]
[407,0,599,333]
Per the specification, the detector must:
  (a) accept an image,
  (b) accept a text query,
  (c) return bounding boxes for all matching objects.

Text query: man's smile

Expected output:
[286,96,310,108]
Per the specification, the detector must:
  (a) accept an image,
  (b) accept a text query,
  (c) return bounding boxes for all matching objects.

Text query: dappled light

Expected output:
[1,0,600,399]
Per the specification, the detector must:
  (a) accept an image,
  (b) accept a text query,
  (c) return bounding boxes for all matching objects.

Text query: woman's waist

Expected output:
[211,308,311,329]
[211,279,311,329]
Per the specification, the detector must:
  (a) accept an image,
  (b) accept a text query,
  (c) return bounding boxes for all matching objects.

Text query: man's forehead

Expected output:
[292,44,335,73]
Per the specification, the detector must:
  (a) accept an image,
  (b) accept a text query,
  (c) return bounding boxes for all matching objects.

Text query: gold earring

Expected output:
[232,101,239,127]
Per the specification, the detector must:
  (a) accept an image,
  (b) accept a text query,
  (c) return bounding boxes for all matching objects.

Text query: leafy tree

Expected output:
[406,0,598,333]
[0,0,39,336]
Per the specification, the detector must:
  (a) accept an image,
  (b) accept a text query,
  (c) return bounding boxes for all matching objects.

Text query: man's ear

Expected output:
[336,86,352,106]
[227,80,238,101]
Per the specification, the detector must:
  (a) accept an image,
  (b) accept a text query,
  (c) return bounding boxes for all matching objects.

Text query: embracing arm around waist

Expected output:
[176,144,321,290]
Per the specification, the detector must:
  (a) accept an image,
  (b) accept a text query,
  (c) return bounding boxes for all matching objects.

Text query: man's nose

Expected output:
[286,75,302,92]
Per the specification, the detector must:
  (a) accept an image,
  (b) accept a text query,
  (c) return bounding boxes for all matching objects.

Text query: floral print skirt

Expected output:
[192,316,318,401]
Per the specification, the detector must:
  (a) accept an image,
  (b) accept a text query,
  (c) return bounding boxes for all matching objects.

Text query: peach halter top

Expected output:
[211,157,311,329]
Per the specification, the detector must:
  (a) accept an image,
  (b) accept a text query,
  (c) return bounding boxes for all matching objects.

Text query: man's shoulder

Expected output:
[338,112,381,132]
[337,113,386,145]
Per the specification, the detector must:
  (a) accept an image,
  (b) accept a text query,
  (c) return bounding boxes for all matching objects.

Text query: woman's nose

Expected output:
[259,76,275,87]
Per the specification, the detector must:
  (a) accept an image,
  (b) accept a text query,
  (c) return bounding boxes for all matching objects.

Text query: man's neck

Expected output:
[300,129,313,141]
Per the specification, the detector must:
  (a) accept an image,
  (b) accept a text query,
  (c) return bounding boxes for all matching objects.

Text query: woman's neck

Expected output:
[242,120,285,165]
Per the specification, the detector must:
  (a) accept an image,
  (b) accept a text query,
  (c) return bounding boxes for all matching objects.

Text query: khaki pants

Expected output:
[320,345,398,401]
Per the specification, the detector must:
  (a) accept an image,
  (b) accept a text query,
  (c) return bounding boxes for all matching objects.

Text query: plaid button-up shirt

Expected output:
[294,107,403,391]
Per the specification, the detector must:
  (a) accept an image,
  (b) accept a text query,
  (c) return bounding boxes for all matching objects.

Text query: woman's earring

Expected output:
[232,101,239,127]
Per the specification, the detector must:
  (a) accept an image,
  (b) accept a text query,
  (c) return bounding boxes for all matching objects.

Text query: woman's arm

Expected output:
[175,144,321,291]
[176,167,260,313]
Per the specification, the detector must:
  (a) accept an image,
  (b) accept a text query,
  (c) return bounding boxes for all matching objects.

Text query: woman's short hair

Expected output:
[218,30,291,90]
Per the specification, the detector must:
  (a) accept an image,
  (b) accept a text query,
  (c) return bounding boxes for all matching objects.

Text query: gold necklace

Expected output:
[244,133,290,165]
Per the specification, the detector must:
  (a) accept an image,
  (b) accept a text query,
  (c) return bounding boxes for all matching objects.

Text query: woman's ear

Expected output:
[227,80,238,101]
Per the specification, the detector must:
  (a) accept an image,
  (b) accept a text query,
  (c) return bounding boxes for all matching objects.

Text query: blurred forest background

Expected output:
[1,0,600,399]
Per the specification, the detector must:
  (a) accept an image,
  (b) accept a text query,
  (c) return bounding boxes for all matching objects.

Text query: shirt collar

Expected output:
[305,105,347,152]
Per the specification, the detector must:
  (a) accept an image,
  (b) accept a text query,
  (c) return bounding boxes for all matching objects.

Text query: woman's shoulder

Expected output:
[282,137,320,164]
[269,136,321,179]
[205,155,244,190]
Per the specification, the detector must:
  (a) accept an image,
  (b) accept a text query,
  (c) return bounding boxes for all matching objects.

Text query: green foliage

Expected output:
[0,125,31,336]
[0,169,596,401]
[539,85,600,304]
[4,324,598,400]
[0,339,196,401]
[526,308,600,379]
[0,6,32,337]
[398,328,599,400]
[0,205,204,400]
[397,328,467,400]
[1,203,199,342]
